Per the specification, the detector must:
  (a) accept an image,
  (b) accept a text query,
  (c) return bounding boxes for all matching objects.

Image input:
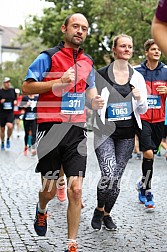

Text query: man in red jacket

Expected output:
[22,13,104,252]
[135,39,167,211]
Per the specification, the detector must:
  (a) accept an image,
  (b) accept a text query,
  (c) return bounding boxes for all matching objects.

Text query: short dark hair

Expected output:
[144,39,155,51]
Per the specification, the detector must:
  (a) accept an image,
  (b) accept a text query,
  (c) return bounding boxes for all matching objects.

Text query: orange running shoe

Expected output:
[24,146,28,156]
[56,186,67,202]
[64,242,78,252]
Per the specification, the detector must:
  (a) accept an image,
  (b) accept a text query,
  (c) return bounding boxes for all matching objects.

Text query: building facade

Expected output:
[0,25,22,64]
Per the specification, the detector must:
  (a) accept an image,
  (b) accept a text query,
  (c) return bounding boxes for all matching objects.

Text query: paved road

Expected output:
[0,129,167,252]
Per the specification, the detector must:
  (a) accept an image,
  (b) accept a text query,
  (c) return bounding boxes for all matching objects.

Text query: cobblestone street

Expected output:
[0,129,167,252]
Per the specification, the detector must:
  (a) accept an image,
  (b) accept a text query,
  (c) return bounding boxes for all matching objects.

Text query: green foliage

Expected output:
[89,0,158,64]
[20,0,165,67]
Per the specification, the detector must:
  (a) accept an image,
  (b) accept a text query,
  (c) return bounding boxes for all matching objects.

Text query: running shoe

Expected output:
[103,215,117,230]
[64,242,78,252]
[6,139,10,149]
[24,146,28,156]
[56,186,67,202]
[145,192,155,210]
[1,142,5,151]
[136,181,146,204]
[31,149,37,156]
[91,208,104,230]
[34,204,47,236]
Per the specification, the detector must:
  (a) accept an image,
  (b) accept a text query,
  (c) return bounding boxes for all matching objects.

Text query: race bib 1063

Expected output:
[107,101,132,121]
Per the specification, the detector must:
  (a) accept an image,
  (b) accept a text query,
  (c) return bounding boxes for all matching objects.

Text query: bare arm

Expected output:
[22,78,62,95]
[151,16,167,56]
[22,67,76,95]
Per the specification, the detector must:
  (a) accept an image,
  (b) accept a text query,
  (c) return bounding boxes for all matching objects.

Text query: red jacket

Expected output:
[37,42,94,124]
[135,61,167,123]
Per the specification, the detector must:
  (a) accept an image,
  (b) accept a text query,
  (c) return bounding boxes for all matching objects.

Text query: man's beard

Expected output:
[71,36,84,46]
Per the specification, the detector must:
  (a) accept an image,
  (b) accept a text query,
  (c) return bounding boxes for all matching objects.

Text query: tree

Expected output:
[21,0,166,67]
[3,0,167,90]
[3,0,166,86]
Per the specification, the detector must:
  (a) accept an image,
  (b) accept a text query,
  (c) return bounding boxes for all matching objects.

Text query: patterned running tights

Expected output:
[94,134,134,213]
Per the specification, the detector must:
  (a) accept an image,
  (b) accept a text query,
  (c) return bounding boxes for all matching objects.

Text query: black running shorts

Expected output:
[138,120,164,153]
[0,112,14,127]
[35,122,87,179]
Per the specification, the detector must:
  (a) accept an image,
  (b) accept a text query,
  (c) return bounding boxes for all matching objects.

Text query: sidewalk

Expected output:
[0,130,167,251]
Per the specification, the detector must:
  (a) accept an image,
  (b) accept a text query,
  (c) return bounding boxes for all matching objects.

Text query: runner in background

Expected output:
[14,88,22,138]
[20,94,38,156]
[0,77,16,150]
[135,39,167,210]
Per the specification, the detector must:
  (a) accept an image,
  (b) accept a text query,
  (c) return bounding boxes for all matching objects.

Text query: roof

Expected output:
[0,25,22,49]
